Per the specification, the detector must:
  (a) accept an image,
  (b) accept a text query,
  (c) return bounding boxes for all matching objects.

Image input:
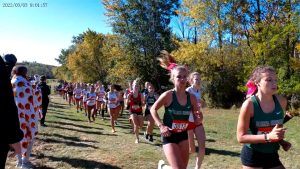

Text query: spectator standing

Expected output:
[38,75,50,127]
[0,54,23,168]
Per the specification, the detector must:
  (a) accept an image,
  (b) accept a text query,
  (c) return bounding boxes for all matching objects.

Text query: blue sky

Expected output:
[0,0,112,66]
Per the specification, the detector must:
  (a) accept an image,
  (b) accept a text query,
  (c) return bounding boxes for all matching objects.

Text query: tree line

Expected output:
[53,0,300,108]
[21,61,55,79]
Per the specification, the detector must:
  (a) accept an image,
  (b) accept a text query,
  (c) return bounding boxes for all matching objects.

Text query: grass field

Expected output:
[5,93,300,169]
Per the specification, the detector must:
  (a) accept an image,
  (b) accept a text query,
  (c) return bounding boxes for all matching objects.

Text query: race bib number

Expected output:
[132,105,140,110]
[171,120,189,133]
[87,96,96,105]
[257,126,278,142]
[109,98,116,104]
[75,95,81,99]
[87,100,95,106]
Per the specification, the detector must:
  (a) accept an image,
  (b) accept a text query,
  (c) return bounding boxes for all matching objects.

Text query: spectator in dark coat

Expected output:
[38,75,51,127]
[0,54,23,168]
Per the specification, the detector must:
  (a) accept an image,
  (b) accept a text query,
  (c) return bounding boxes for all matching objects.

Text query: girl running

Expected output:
[124,80,133,108]
[96,82,106,119]
[73,83,83,113]
[237,65,289,169]
[66,83,74,106]
[118,89,125,116]
[86,85,97,123]
[107,84,121,133]
[186,72,206,169]
[124,80,134,133]
[151,64,202,169]
[143,82,159,142]
[81,83,88,115]
[127,79,144,143]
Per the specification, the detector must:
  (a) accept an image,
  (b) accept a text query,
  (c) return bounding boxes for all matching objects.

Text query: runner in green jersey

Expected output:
[151,63,202,169]
[237,65,291,169]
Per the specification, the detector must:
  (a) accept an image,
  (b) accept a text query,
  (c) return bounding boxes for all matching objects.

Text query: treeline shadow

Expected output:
[36,137,98,149]
[52,111,70,116]
[51,115,85,122]
[47,120,103,130]
[40,133,98,143]
[49,102,67,110]
[44,155,122,169]
[49,124,116,136]
[34,166,55,169]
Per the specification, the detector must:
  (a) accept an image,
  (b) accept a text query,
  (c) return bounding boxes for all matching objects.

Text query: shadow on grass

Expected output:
[52,111,71,116]
[49,124,115,136]
[206,139,216,142]
[34,166,55,169]
[36,137,99,149]
[206,130,218,134]
[45,155,122,169]
[51,115,85,122]
[202,147,240,157]
[40,133,98,143]
[49,102,67,109]
[47,120,103,130]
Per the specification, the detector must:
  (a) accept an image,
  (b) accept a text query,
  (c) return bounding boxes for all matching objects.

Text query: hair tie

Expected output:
[246,80,256,98]
[167,63,177,71]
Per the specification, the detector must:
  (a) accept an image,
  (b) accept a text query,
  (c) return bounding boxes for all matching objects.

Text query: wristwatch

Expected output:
[264,133,271,143]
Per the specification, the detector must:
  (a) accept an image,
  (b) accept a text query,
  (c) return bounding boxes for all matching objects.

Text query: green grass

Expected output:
[5,94,300,169]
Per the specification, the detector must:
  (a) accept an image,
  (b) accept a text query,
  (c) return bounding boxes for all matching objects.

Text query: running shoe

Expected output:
[157,160,165,169]
[21,161,35,169]
[16,161,22,168]
[149,135,154,142]
[144,132,149,140]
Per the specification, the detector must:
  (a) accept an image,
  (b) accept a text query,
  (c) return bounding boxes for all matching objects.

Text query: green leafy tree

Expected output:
[67,29,109,83]
[54,33,85,81]
[236,0,300,96]
[103,0,179,87]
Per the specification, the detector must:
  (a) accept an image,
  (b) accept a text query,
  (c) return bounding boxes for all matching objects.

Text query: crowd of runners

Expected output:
[55,79,164,143]
[1,51,297,169]
[50,50,208,169]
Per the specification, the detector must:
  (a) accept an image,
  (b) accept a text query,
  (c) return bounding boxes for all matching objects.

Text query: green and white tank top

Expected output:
[163,90,192,133]
[246,95,284,153]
